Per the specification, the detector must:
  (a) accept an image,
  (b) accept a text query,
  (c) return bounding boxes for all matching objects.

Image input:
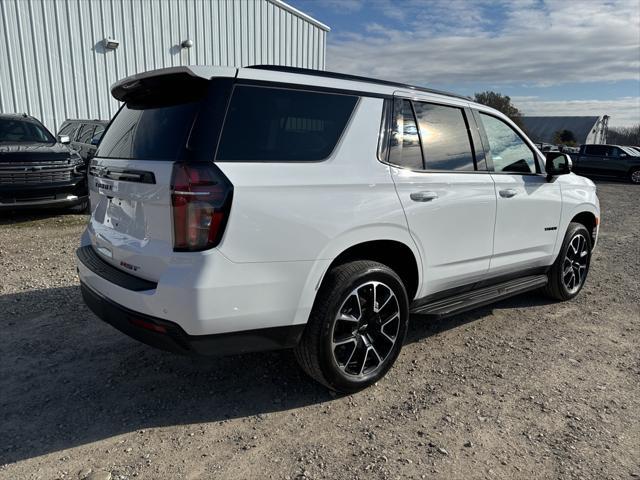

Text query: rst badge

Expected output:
[95,180,113,191]
[119,260,140,273]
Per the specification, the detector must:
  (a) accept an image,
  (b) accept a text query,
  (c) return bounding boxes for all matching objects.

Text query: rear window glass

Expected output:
[216,86,358,161]
[97,102,200,160]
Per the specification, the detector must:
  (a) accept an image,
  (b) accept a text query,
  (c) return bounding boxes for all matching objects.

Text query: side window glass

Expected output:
[388,99,423,170]
[76,124,95,144]
[413,102,475,171]
[607,146,620,157]
[480,113,537,174]
[217,86,357,162]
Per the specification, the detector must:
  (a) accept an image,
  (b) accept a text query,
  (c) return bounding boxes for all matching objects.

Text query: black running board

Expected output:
[410,274,548,319]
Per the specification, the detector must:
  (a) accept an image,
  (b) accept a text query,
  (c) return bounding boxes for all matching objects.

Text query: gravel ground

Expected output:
[1,181,638,480]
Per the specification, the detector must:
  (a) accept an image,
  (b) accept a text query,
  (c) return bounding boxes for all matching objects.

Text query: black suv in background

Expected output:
[57,119,108,162]
[0,114,88,211]
[573,144,640,184]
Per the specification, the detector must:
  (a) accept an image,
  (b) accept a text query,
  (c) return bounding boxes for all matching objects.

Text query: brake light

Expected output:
[171,163,233,251]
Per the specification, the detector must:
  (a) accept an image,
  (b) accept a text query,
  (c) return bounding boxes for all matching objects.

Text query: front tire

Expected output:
[630,168,640,184]
[544,222,592,300]
[294,260,409,393]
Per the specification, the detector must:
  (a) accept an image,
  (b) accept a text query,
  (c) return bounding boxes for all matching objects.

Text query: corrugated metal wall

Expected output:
[0,0,328,132]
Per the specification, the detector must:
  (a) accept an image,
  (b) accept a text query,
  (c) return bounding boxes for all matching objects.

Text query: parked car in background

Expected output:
[559,145,579,154]
[0,113,88,211]
[574,144,640,184]
[534,142,559,152]
[76,66,600,392]
[57,119,108,162]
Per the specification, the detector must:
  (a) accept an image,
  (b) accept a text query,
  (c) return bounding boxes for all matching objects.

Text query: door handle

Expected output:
[410,191,438,202]
[499,188,518,198]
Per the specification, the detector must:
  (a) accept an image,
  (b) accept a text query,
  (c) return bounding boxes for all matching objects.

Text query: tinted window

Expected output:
[216,86,357,161]
[92,125,106,143]
[0,118,54,143]
[58,122,78,137]
[388,99,423,170]
[76,124,95,144]
[584,145,607,156]
[413,102,474,171]
[480,113,537,174]
[97,102,200,160]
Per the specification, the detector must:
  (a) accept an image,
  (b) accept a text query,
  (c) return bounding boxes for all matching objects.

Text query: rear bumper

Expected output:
[76,239,324,336]
[80,281,304,356]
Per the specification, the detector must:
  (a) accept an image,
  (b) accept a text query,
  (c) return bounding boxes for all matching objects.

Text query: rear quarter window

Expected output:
[216,85,358,162]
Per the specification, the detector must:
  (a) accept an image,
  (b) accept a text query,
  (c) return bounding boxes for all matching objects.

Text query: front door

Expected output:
[577,145,608,176]
[387,97,497,296]
[477,112,562,275]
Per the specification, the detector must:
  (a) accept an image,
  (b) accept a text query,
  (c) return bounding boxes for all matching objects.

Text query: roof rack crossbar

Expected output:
[246,65,471,101]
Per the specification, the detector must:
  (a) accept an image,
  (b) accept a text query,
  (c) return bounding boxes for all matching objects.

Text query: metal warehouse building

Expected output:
[0,0,329,132]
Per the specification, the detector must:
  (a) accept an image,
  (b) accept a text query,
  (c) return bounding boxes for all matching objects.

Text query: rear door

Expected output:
[87,72,233,282]
[477,111,562,274]
[388,95,497,295]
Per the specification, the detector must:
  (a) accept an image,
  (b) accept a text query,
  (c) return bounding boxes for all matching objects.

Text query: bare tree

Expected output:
[607,124,640,145]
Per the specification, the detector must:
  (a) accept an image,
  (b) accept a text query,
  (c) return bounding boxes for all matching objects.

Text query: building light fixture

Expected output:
[103,37,120,50]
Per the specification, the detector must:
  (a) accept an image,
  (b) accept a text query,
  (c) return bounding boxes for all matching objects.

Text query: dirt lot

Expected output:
[1,181,638,480]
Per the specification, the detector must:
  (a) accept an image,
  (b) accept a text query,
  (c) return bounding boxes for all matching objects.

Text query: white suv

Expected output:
[77,65,600,392]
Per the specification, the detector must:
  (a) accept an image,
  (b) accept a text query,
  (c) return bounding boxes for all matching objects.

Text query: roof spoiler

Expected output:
[111,66,237,103]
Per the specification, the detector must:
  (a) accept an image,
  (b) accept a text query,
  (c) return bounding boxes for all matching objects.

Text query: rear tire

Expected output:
[544,222,592,300]
[294,260,409,393]
[630,168,640,184]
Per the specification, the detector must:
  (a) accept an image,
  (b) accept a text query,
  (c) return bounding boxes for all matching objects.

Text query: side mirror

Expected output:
[58,134,70,144]
[545,151,572,178]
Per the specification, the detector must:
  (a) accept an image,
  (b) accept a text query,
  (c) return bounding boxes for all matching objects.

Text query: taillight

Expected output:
[171,162,233,251]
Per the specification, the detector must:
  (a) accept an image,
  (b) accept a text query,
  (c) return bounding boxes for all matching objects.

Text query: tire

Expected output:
[630,168,640,184]
[294,260,409,393]
[543,222,592,301]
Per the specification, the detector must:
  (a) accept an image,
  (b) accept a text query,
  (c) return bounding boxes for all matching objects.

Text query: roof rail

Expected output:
[246,65,471,101]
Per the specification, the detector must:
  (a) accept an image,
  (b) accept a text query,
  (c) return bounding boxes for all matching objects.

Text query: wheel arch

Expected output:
[322,239,421,302]
[570,210,598,246]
